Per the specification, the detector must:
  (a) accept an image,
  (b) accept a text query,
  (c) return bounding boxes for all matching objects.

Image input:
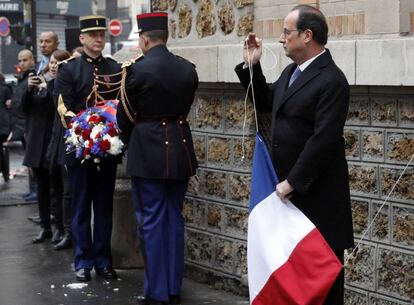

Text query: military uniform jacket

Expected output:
[117,45,199,179]
[54,52,122,166]
[235,50,354,250]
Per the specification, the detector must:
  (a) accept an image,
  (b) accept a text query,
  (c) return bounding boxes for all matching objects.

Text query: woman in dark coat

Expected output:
[22,56,56,243]
[0,73,12,182]
[46,49,73,249]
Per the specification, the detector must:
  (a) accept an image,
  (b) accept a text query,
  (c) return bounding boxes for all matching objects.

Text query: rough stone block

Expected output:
[214,238,234,273]
[218,3,235,35]
[207,203,223,231]
[196,0,216,38]
[377,248,414,301]
[346,97,370,125]
[187,173,201,196]
[169,0,177,11]
[185,229,213,265]
[152,0,168,11]
[234,0,254,8]
[237,13,254,36]
[234,136,255,169]
[372,201,390,242]
[351,199,369,236]
[344,127,360,159]
[193,134,206,164]
[225,97,255,134]
[369,294,411,305]
[344,288,368,305]
[194,96,223,131]
[392,205,414,248]
[183,198,194,225]
[361,129,384,161]
[178,4,192,38]
[207,137,231,165]
[345,243,375,289]
[348,164,378,197]
[380,166,414,202]
[398,98,414,127]
[204,170,227,199]
[229,174,251,204]
[371,98,397,127]
[224,206,248,236]
[386,132,414,163]
[234,242,247,276]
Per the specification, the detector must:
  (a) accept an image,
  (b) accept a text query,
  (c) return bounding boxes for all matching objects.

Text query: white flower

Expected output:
[90,125,105,140]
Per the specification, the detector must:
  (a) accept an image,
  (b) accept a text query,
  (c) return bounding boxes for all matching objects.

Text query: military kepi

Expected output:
[136,12,168,33]
[79,15,107,33]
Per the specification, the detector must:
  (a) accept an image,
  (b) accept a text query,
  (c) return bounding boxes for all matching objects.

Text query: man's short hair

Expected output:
[18,49,34,59]
[142,30,169,43]
[292,5,328,46]
[41,31,59,42]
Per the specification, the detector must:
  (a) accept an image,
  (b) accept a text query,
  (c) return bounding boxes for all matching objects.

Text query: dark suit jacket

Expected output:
[0,83,12,137]
[236,50,354,250]
[117,45,199,179]
[22,80,55,169]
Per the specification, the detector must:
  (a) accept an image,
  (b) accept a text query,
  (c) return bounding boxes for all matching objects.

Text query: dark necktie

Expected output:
[288,66,302,87]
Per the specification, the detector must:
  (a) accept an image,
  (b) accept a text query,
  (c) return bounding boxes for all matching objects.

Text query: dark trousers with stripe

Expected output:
[68,163,117,271]
[323,249,344,305]
[131,177,189,302]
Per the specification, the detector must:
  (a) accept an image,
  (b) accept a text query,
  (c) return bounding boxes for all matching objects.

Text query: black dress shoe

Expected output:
[51,229,64,244]
[96,266,118,279]
[32,229,52,243]
[139,298,168,305]
[75,268,91,282]
[169,295,181,305]
[54,234,72,250]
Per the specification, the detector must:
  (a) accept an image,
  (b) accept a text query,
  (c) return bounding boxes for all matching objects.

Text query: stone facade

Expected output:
[137,0,414,303]
[182,84,414,304]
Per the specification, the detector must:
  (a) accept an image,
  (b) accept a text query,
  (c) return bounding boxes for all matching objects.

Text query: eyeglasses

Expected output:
[281,28,300,36]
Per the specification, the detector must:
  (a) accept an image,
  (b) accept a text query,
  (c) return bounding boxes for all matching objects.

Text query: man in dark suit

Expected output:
[54,15,121,282]
[235,5,353,305]
[116,12,198,305]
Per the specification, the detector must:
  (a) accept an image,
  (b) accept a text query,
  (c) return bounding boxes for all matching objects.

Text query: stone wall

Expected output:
[152,0,254,44]
[344,87,414,305]
[183,83,414,303]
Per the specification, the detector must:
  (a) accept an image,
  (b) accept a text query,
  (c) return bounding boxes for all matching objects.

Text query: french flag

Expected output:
[248,133,342,305]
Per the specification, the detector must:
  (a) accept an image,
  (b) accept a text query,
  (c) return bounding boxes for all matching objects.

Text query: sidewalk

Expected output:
[0,146,249,305]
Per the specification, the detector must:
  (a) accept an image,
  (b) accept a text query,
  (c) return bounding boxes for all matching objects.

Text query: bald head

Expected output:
[39,31,59,56]
[18,49,35,72]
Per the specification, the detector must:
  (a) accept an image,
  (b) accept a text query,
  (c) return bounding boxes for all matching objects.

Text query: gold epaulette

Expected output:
[175,55,196,68]
[121,54,143,69]
[58,56,76,66]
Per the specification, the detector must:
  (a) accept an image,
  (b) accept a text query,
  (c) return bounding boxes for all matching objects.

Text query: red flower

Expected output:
[82,129,91,141]
[88,115,102,124]
[108,122,114,128]
[84,148,90,156]
[95,132,101,139]
[107,127,118,137]
[75,126,82,135]
[88,141,93,148]
[99,139,111,152]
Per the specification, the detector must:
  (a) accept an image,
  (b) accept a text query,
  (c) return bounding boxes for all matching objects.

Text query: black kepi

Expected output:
[136,12,168,33]
[79,15,107,33]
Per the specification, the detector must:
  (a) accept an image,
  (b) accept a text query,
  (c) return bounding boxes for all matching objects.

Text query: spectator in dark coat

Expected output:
[0,73,12,182]
[22,55,55,243]
[46,49,73,249]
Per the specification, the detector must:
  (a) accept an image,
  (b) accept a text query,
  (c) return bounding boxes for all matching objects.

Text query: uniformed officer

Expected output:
[54,15,122,282]
[116,12,199,305]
